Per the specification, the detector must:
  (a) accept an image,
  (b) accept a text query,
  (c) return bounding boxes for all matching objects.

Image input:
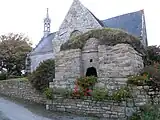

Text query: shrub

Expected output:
[77,76,97,90]
[127,75,147,86]
[127,64,160,104]
[112,87,131,101]
[129,113,141,120]
[53,88,73,98]
[28,59,55,91]
[128,64,160,87]
[72,87,84,98]
[144,64,160,85]
[129,104,160,120]
[74,76,97,97]
[7,75,24,79]
[60,28,145,56]
[0,71,7,80]
[145,45,160,66]
[92,88,108,101]
[141,65,157,76]
[43,88,53,100]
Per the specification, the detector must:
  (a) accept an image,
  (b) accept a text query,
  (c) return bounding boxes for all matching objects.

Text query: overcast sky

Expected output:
[0,0,159,47]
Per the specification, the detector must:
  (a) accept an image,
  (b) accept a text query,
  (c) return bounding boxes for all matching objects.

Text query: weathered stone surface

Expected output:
[47,98,130,119]
[55,49,81,78]
[98,44,144,78]
[125,107,137,117]
[52,0,102,53]
[0,80,46,104]
[53,43,143,90]
[53,49,82,88]
[45,84,160,119]
[49,15,147,119]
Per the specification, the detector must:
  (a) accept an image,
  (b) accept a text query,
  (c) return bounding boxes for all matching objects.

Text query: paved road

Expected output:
[0,96,98,120]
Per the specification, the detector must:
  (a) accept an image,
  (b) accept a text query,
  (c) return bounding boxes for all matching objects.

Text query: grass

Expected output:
[0,77,28,82]
[60,28,146,55]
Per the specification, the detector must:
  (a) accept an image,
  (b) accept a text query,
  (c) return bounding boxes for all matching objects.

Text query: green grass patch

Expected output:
[60,28,145,55]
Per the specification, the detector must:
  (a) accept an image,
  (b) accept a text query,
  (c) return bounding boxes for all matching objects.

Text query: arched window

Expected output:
[70,30,82,38]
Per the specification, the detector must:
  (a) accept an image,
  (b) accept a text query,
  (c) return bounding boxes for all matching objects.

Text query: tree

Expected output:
[0,33,32,77]
[28,59,55,91]
[145,45,160,65]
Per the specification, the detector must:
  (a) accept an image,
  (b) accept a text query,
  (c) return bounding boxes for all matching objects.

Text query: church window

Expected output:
[70,30,82,38]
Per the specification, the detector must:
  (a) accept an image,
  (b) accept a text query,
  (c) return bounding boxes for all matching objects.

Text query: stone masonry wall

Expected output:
[47,85,160,119]
[97,44,144,92]
[96,78,128,93]
[0,79,46,104]
[52,43,144,91]
[48,99,131,120]
[98,44,144,78]
[53,49,82,89]
[52,0,102,53]
[82,38,99,76]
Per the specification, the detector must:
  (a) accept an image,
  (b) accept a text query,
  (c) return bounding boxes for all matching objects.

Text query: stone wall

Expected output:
[82,38,99,76]
[53,49,82,88]
[47,85,160,119]
[98,44,144,78]
[0,79,46,104]
[52,0,102,53]
[96,78,128,93]
[52,43,144,92]
[97,44,144,92]
[47,99,131,120]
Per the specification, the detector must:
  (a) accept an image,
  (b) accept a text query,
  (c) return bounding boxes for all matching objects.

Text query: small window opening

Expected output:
[90,59,93,62]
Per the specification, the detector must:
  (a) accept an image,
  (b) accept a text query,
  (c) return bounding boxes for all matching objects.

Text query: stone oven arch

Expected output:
[86,67,97,77]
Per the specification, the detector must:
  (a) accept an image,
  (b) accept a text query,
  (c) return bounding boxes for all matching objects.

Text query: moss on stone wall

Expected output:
[60,28,146,55]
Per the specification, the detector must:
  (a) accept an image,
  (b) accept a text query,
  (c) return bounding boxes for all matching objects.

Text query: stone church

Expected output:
[26,0,148,73]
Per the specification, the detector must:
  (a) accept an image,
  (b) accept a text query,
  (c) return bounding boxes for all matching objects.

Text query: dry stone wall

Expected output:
[47,85,160,119]
[47,99,132,120]
[49,42,146,119]
[0,79,46,104]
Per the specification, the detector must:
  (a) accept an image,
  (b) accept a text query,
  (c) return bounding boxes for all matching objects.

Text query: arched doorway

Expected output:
[86,67,97,77]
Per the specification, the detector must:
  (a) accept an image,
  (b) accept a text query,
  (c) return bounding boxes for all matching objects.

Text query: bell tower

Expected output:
[44,8,51,37]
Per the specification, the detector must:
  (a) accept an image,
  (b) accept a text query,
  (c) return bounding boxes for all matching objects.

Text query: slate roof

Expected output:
[101,10,144,37]
[30,9,146,56]
[30,32,56,55]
